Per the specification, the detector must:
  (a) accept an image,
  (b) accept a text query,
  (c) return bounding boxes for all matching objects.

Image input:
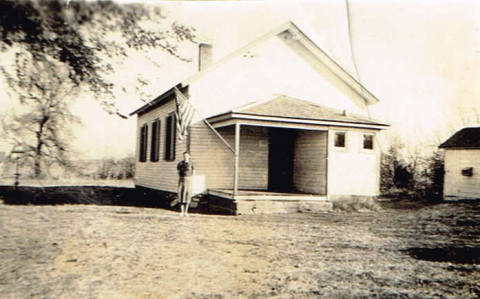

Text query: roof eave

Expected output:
[439,146,480,150]
[182,22,380,105]
[208,112,389,129]
[285,23,380,106]
[130,84,184,116]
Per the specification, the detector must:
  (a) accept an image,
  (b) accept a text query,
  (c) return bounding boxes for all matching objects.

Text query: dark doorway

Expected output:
[268,128,296,192]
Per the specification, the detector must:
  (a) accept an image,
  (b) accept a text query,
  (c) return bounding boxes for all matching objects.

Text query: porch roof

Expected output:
[207,95,389,129]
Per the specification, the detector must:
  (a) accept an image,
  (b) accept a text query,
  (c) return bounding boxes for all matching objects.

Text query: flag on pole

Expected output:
[174,87,195,141]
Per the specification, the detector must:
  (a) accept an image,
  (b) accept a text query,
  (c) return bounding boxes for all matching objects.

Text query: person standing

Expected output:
[177,151,194,216]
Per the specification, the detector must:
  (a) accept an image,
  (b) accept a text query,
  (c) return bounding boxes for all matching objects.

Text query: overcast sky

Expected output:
[2,0,479,159]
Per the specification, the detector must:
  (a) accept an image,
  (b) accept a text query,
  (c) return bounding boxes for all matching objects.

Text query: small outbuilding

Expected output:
[439,127,480,201]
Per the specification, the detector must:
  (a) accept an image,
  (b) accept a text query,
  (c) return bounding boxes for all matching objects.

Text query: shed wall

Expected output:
[294,130,327,194]
[444,149,480,200]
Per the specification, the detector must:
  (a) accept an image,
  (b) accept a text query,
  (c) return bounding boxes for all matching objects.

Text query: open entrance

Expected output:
[268,128,296,192]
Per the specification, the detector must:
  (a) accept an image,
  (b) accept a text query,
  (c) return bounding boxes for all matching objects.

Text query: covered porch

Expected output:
[204,123,330,199]
[200,95,387,213]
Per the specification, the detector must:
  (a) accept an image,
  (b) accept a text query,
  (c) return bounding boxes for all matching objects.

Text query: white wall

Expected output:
[188,36,365,124]
[444,149,480,200]
[327,128,380,197]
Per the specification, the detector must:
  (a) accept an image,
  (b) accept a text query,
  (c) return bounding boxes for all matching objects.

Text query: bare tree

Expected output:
[0,55,80,178]
[0,0,195,176]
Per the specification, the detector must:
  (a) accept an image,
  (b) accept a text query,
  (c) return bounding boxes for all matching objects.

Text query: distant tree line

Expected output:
[380,137,444,200]
[93,156,135,180]
[0,155,135,181]
[379,103,480,201]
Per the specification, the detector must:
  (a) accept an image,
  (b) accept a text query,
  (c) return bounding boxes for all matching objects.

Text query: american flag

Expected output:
[174,87,195,141]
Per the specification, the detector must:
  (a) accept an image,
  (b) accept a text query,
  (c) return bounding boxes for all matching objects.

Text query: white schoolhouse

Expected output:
[130,22,389,214]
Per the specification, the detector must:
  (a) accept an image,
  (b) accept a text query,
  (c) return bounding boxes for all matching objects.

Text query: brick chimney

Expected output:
[198,43,213,72]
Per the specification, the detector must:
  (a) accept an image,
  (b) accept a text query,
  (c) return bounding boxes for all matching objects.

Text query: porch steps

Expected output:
[206,189,333,215]
[236,200,333,215]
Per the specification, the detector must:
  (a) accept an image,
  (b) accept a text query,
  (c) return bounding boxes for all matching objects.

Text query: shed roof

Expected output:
[208,95,389,127]
[439,127,480,149]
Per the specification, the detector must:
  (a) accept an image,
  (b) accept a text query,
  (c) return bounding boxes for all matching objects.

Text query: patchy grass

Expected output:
[0,199,479,299]
[332,197,382,212]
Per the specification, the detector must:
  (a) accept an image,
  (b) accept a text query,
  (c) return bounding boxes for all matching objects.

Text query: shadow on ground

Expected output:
[0,185,217,215]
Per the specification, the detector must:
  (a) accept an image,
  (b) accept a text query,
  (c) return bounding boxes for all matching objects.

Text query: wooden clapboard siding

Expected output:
[190,122,235,189]
[190,124,269,190]
[135,100,187,192]
[294,130,327,194]
[238,126,269,189]
[444,149,480,199]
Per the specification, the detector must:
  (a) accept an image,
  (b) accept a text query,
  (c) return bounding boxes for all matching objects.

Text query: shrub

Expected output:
[94,156,135,180]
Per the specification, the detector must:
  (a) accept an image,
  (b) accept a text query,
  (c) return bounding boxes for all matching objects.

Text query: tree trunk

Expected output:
[34,157,42,178]
[34,116,48,178]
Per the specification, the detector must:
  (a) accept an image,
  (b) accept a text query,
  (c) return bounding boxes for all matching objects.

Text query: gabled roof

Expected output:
[439,127,480,149]
[207,95,389,128]
[182,21,379,105]
[131,21,380,116]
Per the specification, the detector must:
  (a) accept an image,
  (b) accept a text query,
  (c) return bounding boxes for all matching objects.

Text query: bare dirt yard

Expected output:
[1,199,479,299]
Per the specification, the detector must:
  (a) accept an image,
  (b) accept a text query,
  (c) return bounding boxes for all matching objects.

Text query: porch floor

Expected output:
[208,189,328,201]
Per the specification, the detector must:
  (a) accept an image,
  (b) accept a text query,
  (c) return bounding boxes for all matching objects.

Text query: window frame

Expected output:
[362,133,375,151]
[150,119,161,162]
[164,113,176,161]
[334,131,347,148]
[139,124,148,162]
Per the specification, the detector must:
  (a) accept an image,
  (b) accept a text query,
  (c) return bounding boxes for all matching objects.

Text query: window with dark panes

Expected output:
[164,114,176,161]
[363,134,374,150]
[150,119,161,162]
[139,124,148,162]
[334,132,346,148]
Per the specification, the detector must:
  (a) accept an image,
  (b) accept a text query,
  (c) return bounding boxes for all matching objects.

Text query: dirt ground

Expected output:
[1,199,479,299]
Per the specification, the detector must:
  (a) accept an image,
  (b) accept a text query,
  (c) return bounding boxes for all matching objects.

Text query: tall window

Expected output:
[334,132,346,148]
[139,124,148,162]
[150,119,161,162]
[363,134,374,150]
[164,114,176,161]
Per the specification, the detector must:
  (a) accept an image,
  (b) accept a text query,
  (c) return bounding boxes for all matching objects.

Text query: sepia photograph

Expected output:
[0,0,479,298]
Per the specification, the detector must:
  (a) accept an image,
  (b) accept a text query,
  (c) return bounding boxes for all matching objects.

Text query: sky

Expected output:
[1,0,480,159]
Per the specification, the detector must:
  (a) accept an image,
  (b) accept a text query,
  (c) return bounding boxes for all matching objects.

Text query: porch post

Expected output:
[233,123,240,197]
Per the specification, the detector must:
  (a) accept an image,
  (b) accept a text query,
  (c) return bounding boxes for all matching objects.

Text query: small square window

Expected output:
[363,134,374,150]
[334,132,346,148]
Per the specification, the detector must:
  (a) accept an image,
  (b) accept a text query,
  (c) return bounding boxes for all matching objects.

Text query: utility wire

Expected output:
[345,0,369,117]
[345,0,385,154]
